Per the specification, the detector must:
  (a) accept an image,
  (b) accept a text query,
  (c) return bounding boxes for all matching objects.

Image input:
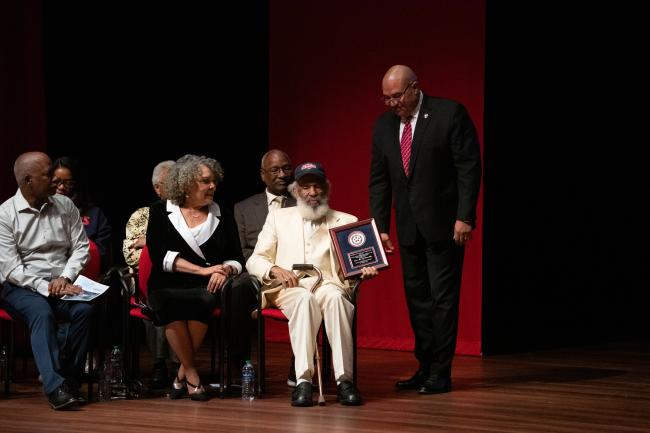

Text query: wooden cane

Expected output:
[314,343,325,405]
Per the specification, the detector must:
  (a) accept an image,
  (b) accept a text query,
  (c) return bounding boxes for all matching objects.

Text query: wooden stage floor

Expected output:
[1,340,649,433]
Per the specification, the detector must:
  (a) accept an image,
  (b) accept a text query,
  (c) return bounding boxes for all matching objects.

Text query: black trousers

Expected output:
[399,231,464,379]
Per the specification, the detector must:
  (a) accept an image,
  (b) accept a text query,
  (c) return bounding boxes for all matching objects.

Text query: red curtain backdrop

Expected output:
[266,0,485,355]
[0,0,46,201]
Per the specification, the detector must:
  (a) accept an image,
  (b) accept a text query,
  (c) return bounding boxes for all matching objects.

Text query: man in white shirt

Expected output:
[247,162,378,407]
[0,151,94,410]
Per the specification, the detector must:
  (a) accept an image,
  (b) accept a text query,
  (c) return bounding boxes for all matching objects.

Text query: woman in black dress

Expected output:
[146,154,244,401]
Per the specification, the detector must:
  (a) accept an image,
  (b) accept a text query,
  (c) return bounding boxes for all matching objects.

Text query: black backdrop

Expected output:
[482,3,649,353]
[42,2,269,264]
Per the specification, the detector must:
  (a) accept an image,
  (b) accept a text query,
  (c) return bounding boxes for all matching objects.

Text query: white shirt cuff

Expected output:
[163,251,180,273]
[223,260,242,275]
[36,280,50,298]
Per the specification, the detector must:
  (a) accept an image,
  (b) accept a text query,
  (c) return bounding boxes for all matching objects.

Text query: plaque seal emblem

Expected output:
[347,230,366,247]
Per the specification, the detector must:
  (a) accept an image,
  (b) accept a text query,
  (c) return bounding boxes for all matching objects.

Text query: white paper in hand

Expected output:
[61,274,109,301]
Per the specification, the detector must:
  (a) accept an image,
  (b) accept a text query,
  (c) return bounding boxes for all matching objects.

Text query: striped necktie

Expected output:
[400,116,413,175]
[270,196,284,210]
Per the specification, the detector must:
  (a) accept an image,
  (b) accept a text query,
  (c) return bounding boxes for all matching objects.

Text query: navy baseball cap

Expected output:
[294,162,326,181]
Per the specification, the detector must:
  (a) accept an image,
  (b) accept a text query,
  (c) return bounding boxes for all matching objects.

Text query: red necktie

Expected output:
[400,117,413,175]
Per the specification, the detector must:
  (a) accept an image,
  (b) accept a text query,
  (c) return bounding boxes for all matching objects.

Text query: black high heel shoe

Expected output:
[169,376,187,400]
[186,379,208,402]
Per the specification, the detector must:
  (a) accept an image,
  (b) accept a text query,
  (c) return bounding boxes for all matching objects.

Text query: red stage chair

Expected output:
[81,240,102,282]
[0,308,15,395]
[120,246,229,397]
[253,276,361,397]
[1,239,102,397]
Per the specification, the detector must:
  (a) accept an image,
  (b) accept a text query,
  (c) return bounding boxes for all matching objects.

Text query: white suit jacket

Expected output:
[246,206,357,308]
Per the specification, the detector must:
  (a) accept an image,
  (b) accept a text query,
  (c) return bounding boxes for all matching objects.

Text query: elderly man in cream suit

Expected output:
[247,162,377,407]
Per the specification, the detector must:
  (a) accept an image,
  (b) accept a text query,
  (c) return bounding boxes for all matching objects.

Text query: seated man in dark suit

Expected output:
[0,151,94,410]
[234,149,296,382]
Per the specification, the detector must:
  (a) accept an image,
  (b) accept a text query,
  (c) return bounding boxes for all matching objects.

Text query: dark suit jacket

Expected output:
[146,200,244,291]
[234,191,296,261]
[369,94,482,245]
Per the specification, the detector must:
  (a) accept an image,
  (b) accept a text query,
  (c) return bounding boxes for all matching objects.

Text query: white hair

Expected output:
[151,160,175,186]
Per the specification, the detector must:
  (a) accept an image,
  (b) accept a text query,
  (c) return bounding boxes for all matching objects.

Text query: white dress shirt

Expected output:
[265,190,285,211]
[0,189,90,297]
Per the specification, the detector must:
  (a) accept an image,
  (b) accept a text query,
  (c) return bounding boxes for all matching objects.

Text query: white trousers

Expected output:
[275,284,355,383]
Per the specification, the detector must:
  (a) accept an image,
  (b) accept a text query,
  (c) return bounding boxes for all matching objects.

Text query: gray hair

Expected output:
[164,154,224,206]
[151,160,175,187]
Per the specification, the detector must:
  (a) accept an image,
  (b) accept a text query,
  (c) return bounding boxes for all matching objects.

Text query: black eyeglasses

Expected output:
[54,179,76,188]
[381,81,414,105]
[264,165,292,175]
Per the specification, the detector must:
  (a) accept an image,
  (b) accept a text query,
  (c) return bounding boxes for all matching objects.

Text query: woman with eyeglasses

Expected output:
[52,157,112,270]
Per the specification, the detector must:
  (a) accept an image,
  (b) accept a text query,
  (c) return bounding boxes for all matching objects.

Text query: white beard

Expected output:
[296,196,330,221]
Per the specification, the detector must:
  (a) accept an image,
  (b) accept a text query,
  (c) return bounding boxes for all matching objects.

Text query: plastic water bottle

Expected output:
[109,346,126,399]
[241,360,255,401]
[98,358,112,402]
[0,345,7,383]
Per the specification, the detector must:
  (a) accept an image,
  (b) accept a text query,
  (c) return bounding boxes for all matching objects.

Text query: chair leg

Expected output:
[218,314,225,399]
[129,318,142,388]
[257,312,265,397]
[4,320,14,395]
[121,296,130,391]
[352,310,357,385]
[320,326,331,386]
[210,321,216,376]
[21,324,28,377]
[87,350,94,401]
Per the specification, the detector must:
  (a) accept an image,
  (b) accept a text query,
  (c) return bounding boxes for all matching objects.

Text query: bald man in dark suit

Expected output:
[369,65,481,395]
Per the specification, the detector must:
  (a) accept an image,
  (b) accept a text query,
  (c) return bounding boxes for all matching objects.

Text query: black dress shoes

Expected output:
[186,380,209,402]
[62,381,86,405]
[291,382,313,407]
[418,376,451,394]
[395,369,428,390]
[336,381,362,406]
[48,386,78,410]
[169,376,187,399]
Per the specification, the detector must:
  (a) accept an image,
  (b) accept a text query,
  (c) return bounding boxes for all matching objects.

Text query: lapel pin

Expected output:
[424,113,429,119]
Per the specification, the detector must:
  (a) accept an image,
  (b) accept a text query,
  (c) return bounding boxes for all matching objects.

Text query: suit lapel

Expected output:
[253,193,268,230]
[283,195,297,208]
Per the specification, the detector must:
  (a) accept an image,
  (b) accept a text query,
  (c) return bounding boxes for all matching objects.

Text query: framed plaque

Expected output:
[329,218,389,279]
